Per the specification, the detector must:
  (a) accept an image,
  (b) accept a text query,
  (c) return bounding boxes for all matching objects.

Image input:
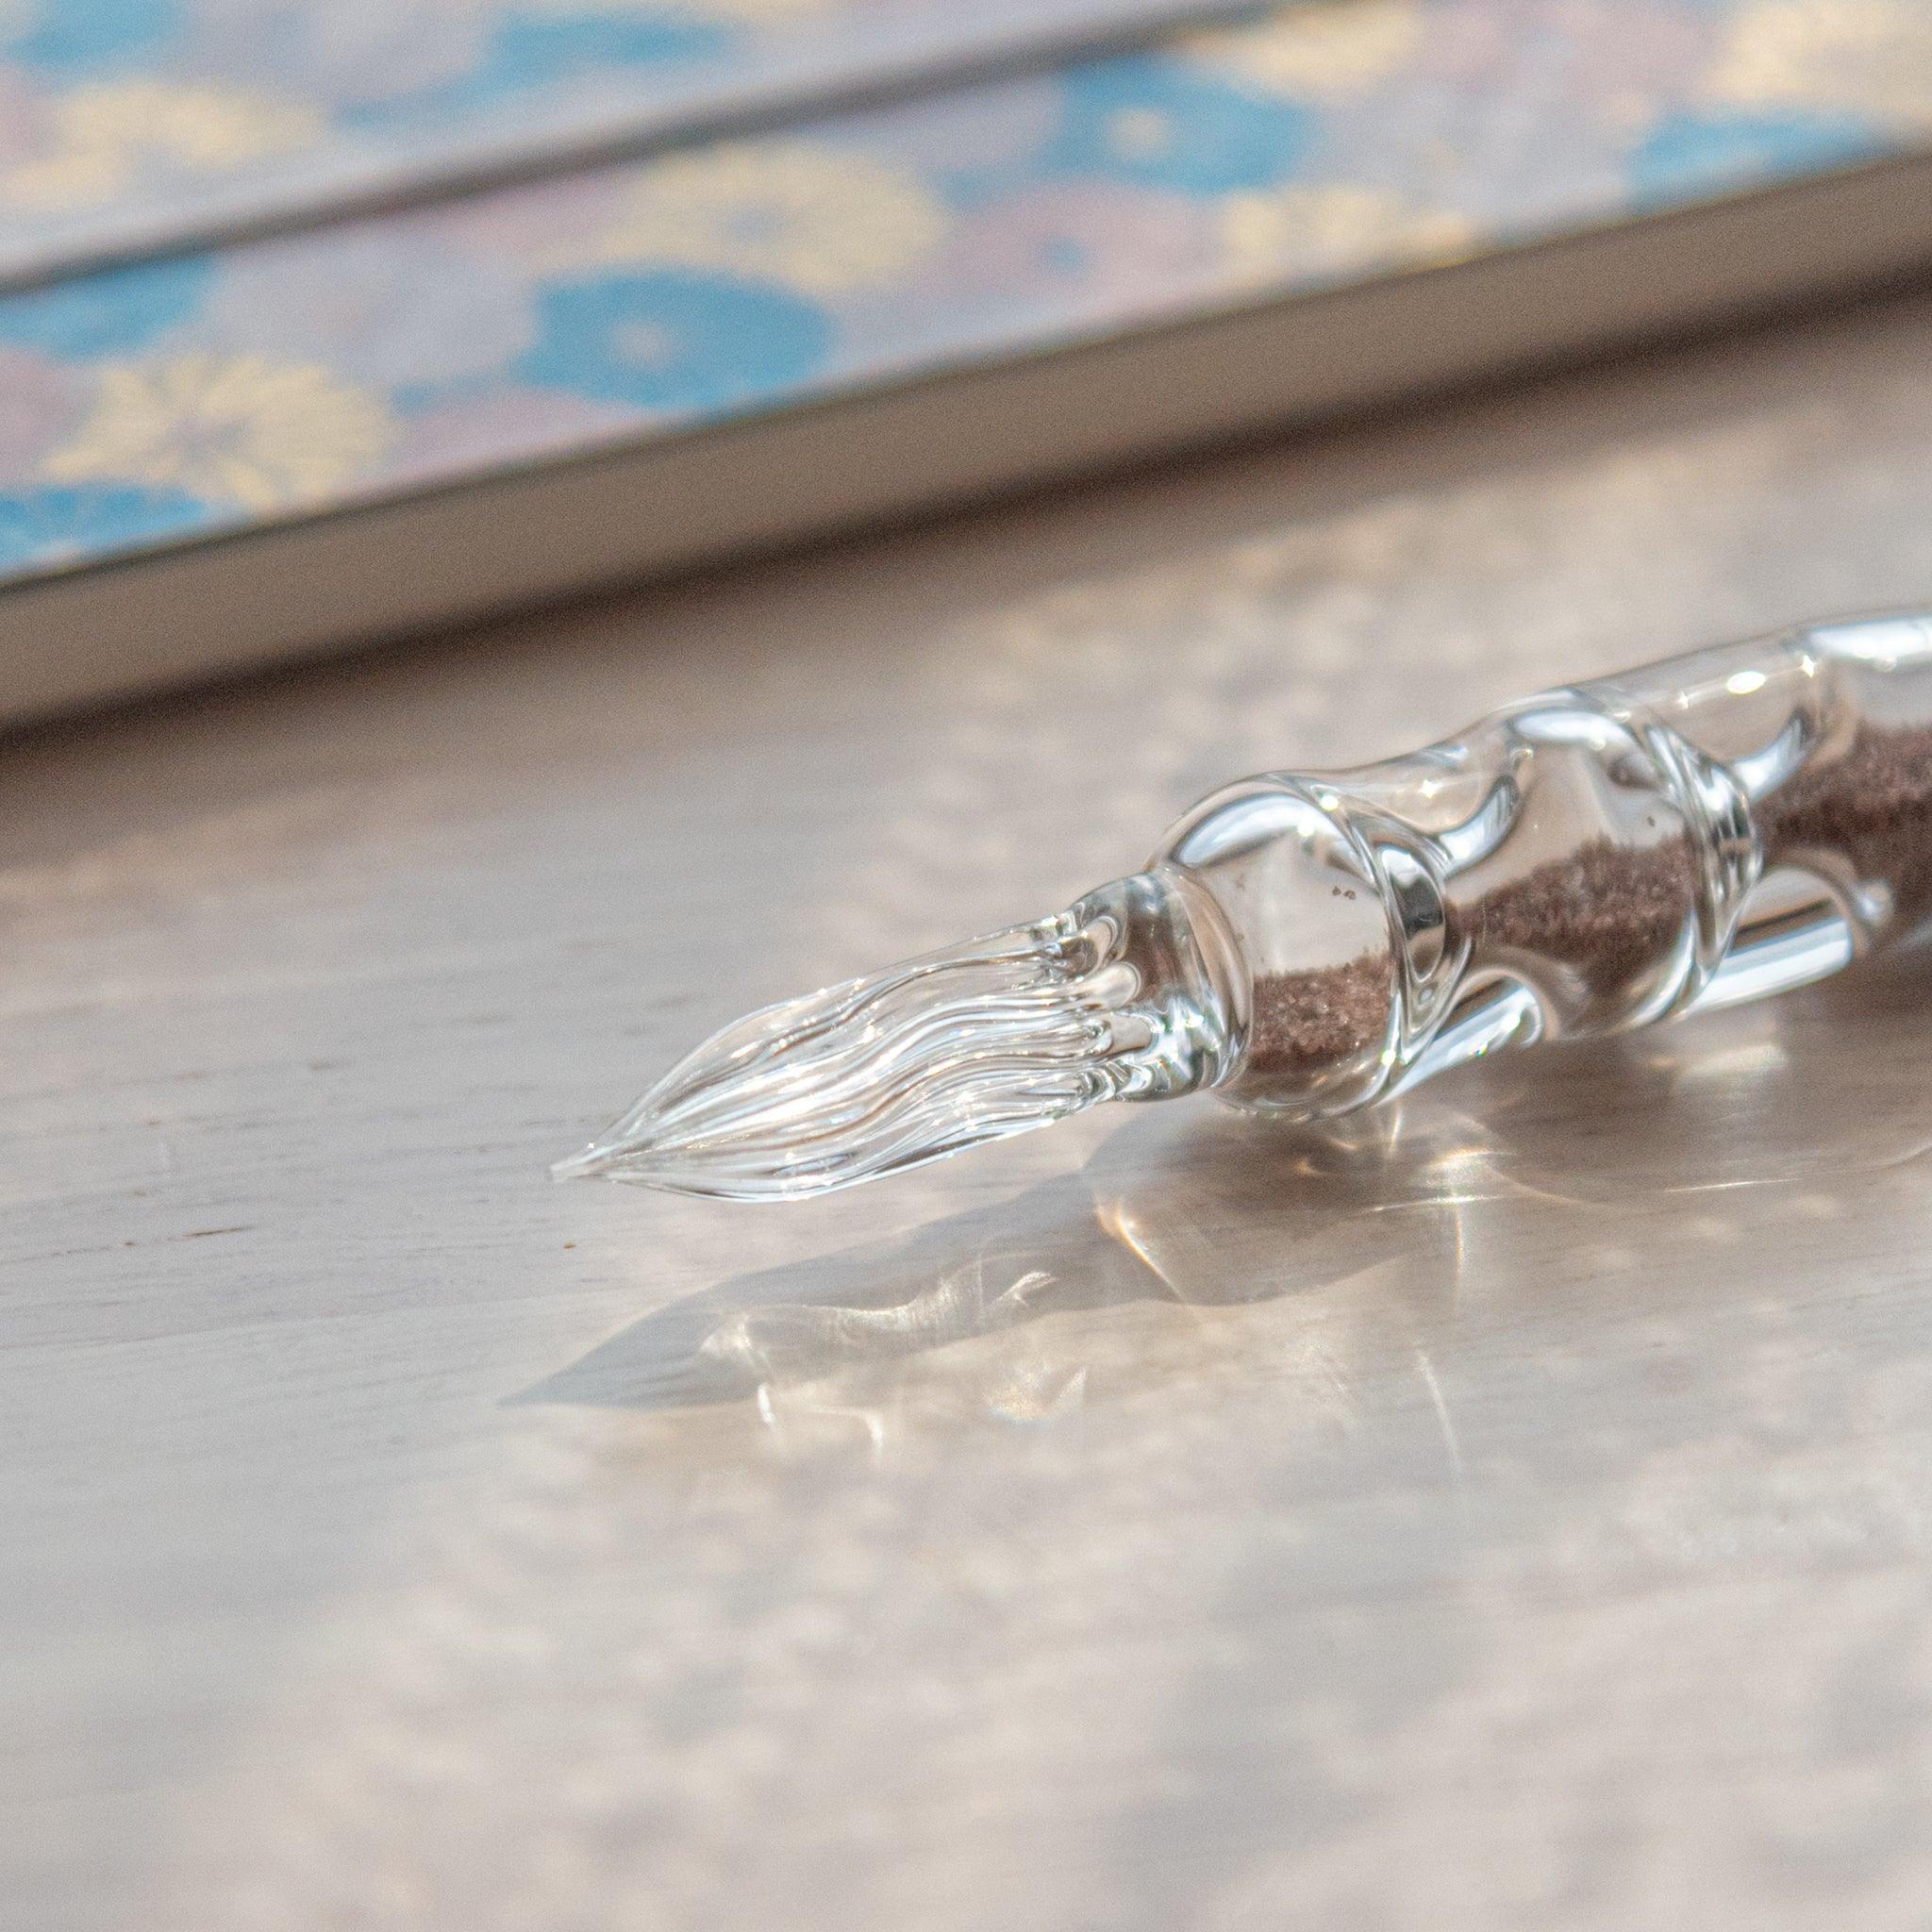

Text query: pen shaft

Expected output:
[1159,613,1932,1118]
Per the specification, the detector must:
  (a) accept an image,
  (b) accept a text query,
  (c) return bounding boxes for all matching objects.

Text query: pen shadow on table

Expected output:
[519,947,1932,1424]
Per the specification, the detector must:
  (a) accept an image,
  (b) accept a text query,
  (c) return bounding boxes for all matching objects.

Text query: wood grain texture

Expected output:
[9,291,1932,1930]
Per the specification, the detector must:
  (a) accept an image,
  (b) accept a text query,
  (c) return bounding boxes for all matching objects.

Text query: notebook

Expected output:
[0,0,1265,284]
[3,0,1931,720]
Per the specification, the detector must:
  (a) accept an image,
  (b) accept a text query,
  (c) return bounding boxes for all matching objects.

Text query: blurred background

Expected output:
[3,0,1930,716]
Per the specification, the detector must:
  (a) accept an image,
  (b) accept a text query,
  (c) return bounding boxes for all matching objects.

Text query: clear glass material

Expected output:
[558,613,1932,1199]
[551,870,1239,1201]
[1174,611,1932,1116]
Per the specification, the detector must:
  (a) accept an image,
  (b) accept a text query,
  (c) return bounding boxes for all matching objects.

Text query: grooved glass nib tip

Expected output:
[552,914,1131,1202]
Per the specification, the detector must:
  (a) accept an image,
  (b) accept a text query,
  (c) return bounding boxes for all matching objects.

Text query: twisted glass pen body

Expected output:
[558,613,1932,1200]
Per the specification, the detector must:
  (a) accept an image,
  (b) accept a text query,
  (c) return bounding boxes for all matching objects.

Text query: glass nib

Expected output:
[553,915,1131,1202]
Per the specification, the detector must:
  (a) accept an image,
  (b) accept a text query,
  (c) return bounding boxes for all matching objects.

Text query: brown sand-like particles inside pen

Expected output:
[1246,724,1932,1080]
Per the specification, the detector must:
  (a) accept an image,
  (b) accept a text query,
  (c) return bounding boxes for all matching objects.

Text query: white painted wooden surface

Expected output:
[10,291,1932,1929]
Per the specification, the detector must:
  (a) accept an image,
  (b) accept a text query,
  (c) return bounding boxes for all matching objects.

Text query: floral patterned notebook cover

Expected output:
[0,0,1255,281]
[1,0,1928,596]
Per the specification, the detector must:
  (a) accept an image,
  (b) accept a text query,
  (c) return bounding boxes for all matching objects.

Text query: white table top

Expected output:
[11,287,1932,1930]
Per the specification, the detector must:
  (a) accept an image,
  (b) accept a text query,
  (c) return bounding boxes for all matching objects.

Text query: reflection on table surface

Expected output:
[530,947,1932,1459]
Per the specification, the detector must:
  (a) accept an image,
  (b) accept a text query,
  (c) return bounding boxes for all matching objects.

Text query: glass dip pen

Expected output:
[557,612,1932,1201]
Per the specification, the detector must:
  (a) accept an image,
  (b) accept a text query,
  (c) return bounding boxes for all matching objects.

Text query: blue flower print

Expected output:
[3,0,179,77]
[1630,111,1882,208]
[516,270,832,415]
[0,484,207,575]
[1043,57,1313,196]
[0,257,214,360]
[371,8,724,120]
[488,9,724,83]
